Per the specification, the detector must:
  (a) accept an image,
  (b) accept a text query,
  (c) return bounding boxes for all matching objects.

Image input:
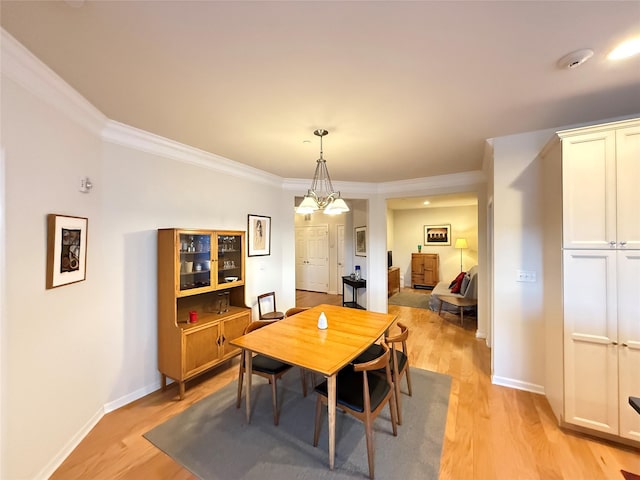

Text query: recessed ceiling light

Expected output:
[423,200,430,205]
[608,38,640,60]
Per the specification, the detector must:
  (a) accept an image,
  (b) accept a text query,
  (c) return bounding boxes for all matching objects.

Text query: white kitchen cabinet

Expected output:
[561,123,640,250]
[563,249,640,441]
[542,118,640,445]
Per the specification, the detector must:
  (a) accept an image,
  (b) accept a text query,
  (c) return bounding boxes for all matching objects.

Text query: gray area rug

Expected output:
[144,367,451,479]
[388,291,431,309]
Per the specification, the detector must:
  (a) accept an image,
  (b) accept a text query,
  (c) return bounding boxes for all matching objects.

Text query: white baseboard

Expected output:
[475,330,487,339]
[104,379,162,413]
[492,375,545,395]
[36,379,162,479]
[34,406,104,480]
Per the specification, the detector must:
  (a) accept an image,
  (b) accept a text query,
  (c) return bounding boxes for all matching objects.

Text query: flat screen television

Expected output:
[387,250,393,269]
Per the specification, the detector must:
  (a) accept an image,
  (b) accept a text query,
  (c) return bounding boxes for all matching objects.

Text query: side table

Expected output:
[342,276,366,310]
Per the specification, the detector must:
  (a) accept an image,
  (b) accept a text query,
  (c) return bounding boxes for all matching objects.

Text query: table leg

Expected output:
[460,306,464,326]
[327,374,336,470]
[438,298,444,316]
[245,350,252,423]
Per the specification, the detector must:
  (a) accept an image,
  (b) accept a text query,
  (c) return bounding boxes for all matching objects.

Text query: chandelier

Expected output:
[296,129,350,215]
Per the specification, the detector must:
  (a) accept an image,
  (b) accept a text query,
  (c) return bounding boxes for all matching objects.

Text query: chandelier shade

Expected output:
[296,129,349,215]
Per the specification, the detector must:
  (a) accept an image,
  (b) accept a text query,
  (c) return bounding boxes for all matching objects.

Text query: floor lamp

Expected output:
[454,238,468,272]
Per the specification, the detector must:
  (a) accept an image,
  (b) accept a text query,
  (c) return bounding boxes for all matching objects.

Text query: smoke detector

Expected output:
[557,49,594,69]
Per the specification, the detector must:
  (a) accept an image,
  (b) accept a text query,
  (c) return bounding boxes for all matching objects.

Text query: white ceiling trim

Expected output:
[376,171,486,195]
[0,28,107,136]
[101,120,283,188]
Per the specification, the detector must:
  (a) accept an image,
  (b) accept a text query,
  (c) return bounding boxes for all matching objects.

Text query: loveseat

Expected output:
[428,265,478,314]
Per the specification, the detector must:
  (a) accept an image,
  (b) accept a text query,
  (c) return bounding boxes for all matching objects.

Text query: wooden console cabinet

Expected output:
[411,253,439,288]
[157,228,250,399]
[388,267,400,296]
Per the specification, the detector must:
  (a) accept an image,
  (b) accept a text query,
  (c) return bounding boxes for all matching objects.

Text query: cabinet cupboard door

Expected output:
[562,131,617,249]
[563,250,618,435]
[616,125,640,250]
[618,250,640,441]
[423,256,437,285]
[221,314,250,358]
[184,325,220,376]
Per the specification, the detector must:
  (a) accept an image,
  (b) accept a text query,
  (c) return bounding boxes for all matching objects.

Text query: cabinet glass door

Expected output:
[179,233,212,292]
[217,233,243,286]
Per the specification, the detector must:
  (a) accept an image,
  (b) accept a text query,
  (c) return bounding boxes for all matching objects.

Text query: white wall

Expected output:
[2,75,108,479]
[1,34,290,478]
[390,205,478,287]
[490,128,557,393]
[99,141,286,404]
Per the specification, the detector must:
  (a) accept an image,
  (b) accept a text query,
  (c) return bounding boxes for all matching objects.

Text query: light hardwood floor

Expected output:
[50,289,639,479]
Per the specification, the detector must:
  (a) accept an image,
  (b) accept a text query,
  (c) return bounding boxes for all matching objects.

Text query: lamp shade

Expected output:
[454,238,468,249]
[324,197,349,215]
[296,195,319,214]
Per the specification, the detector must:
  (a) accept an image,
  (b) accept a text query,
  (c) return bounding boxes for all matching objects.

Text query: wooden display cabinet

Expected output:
[157,228,250,399]
[411,253,439,288]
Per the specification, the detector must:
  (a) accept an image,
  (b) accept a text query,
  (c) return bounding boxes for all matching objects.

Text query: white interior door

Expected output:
[337,224,345,290]
[295,225,329,292]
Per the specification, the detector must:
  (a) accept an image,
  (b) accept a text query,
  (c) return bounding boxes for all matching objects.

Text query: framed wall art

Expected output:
[248,214,271,256]
[355,225,367,257]
[46,214,88,289]
[424,224,451,246]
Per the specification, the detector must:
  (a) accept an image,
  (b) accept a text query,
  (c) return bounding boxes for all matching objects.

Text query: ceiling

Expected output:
[2,1,639,184]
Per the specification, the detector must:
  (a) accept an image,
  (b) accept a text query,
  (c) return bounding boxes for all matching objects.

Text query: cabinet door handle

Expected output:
[216,336,221,346]
[619,241,627,246]
[612,341,618,346]
[622,343,628,347]
[609,241,617,247]
[221,335,226,344]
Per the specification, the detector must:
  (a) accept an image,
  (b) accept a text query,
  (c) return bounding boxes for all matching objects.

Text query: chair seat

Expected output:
[353,343,385,364]
[251,355,291,375]
[354,344,407,374]
[260,311,285,320]
[314,369,391,413]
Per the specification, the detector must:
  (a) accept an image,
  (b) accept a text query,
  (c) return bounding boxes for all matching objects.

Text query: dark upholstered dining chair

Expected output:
[313,342,398,480]
[235,320,307,425]
[353,322,412,424]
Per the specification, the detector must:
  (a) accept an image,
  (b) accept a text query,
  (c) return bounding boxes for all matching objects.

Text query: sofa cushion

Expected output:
[460,273,471,296]
[450,271,466,293]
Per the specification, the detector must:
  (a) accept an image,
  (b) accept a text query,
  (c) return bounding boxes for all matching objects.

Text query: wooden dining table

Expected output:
[230,303,397,470]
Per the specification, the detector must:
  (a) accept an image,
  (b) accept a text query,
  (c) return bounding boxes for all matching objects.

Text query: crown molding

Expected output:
[281,178,378,196]
[1,28,107,135]
[102,120,283,187]
[376,170,486,195]
[283,171,486,198]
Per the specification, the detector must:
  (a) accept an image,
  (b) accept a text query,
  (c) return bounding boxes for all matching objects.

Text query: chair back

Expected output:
[285,307,309,317]
[352,342,393,416]
[385,322,409,377]
[244,319,276,335]
[257,292,278,318]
